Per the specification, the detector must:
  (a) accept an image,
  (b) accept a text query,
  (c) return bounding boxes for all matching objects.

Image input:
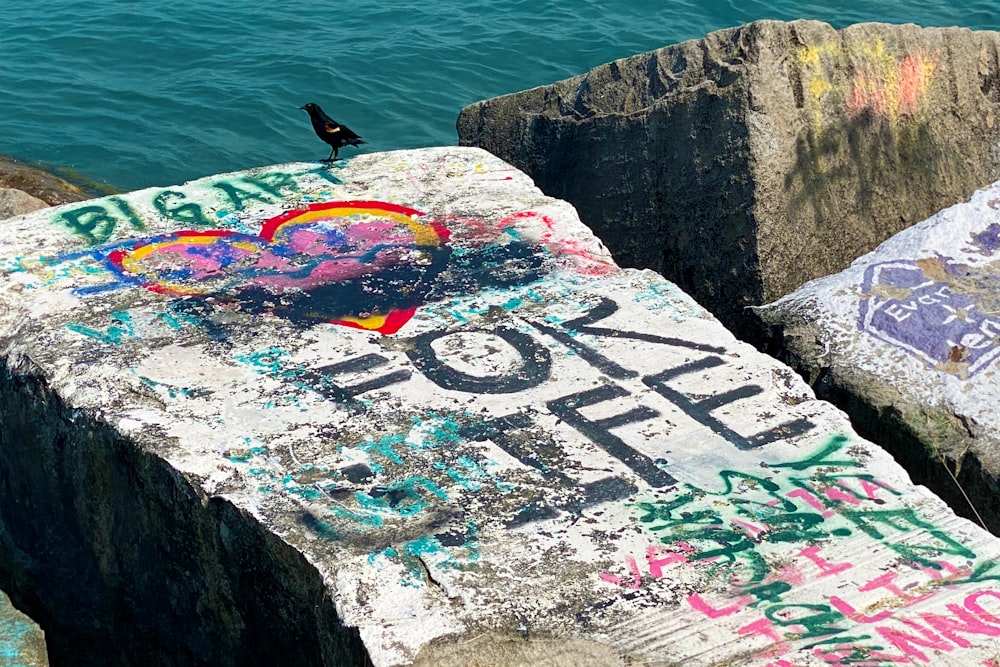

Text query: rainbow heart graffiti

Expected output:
[107,201,451,334]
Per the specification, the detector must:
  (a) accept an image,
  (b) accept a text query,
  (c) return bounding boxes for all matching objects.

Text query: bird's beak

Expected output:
[299,105,307,110]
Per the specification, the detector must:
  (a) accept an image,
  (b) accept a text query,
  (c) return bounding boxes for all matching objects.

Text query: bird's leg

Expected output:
[324,146,335,162]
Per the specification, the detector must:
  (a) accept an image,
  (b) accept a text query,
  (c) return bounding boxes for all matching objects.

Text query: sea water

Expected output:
[1,0,996,192]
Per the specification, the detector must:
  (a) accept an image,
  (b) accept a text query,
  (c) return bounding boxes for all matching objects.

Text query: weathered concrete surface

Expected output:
[4,148,1000,665]
[0,157,96,207]
[760,179,1000,537]
[457,20,1000,343]
[0,592,47,667]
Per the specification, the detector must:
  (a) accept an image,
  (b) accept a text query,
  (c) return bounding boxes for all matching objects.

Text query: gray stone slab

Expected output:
[2,148,1000,665]
[0,189,47,221]
[760,179,1000,535]
[457,20,1000,344]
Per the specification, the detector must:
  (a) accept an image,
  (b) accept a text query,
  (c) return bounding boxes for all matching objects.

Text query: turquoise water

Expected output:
[1,1,996,192]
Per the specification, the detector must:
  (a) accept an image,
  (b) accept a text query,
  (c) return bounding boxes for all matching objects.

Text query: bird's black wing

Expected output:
[339,125,363,141]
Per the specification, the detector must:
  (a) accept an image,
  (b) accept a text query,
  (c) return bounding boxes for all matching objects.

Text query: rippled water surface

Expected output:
[1,0,996,191]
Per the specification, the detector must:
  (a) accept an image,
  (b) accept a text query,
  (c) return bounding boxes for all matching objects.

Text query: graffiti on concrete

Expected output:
[844,46,938,121]
[47,200,551,334]
[11,150,998,663]
[858,257,1000,376]
[604,435,1000,664]
[221,289,820,589]
[54,165,343,245]
[23,165,822,590]
[106,201,453,334]
[785,38,945,238]
[794,39,939,131]
[236,295,815,484]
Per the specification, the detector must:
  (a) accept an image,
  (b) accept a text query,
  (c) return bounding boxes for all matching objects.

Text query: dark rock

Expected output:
[458,19,1000,344]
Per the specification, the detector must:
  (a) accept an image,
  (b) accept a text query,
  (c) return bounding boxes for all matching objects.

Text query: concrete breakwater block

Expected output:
[760,180,1000,536]
[457,20,1000,343]
[0,201,48,667]
[3,147,1000,665]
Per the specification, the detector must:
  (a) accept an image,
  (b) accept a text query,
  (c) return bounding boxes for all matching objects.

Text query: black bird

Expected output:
[299,102,366,161]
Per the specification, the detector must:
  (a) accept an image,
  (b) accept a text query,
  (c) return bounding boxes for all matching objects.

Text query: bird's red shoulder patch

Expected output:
[324,124,341,133]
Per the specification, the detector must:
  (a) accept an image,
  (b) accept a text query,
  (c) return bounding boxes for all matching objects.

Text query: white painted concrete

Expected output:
[762,180,1000,473]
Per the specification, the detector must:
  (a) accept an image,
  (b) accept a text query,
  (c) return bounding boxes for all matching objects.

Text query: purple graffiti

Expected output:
[858,260,1000,375]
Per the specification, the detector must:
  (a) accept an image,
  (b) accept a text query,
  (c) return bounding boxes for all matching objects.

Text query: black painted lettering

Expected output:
[551,297,727,353]
[530,318,636,379]
[507,476,638,527]
[548,384,675,488]
[643,357,814,450]
[404,326,551,394]
[306,353,411,413]
[528,297,729,379]
[460,412,637,526]
[461,412,558,477]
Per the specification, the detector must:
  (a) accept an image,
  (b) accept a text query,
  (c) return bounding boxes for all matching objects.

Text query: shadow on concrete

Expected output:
[0,366,370,667]
[777,110,954,302]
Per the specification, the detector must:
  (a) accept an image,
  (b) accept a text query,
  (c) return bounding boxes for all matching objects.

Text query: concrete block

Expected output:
[3,147,1000,665]
[457,20,1000,343]
[761,179,1000,535]
[0,183,56,662]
